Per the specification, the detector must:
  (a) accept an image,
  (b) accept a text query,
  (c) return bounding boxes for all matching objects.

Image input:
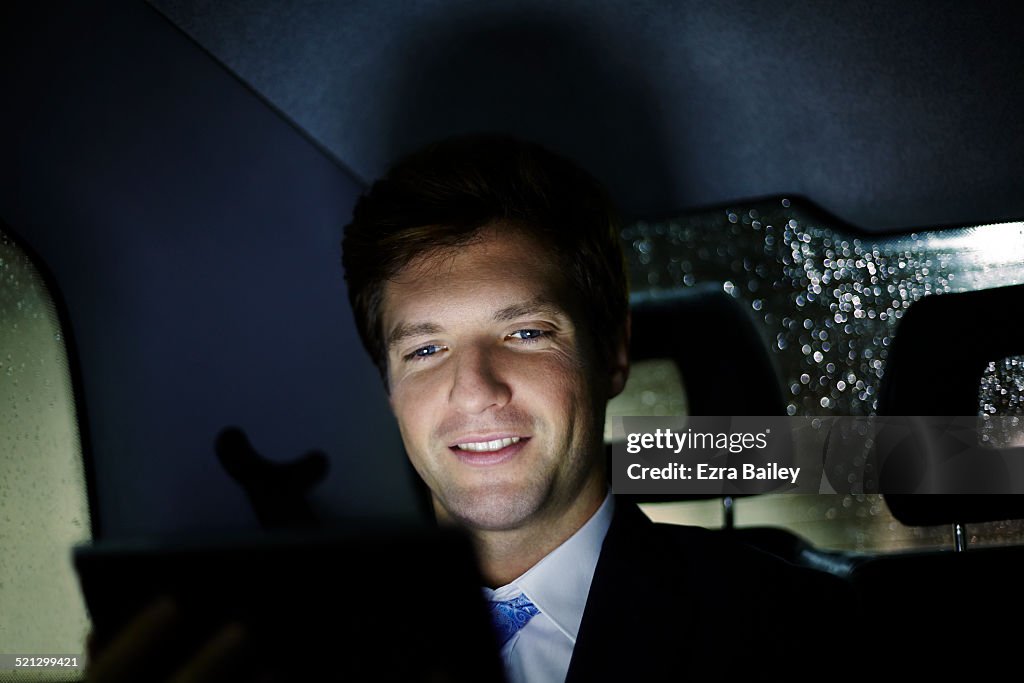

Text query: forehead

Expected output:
[380,226,573,332]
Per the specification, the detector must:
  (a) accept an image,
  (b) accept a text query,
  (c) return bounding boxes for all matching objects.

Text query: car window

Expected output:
[610,204,1024,552]
[0,228,91,679]
[980,355,1024,448]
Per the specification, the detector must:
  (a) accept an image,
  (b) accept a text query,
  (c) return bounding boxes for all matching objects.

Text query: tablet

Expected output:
[74,524,506,681]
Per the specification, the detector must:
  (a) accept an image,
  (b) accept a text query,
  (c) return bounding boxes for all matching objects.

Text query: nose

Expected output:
[449,345,511,414]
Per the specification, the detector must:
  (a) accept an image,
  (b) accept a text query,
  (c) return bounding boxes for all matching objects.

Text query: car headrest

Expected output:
[877,284,1024,526]
[613,285,784,504]
[878,283,1024,416]
[630,283,785,417]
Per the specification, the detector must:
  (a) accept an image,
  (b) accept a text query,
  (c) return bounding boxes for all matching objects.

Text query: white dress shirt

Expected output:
[483,493,615,683]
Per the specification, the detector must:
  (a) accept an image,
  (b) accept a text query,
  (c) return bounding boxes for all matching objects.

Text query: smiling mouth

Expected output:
[454,436,522,453]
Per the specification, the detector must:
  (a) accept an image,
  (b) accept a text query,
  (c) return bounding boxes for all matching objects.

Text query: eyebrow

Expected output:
[387,321,444,349]
[491,297,569,323]
[386,297,569,350]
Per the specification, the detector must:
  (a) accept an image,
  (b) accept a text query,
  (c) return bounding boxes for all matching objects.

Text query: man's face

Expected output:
[381,225,624,532]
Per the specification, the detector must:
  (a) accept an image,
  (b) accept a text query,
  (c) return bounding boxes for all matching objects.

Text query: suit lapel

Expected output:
[565,499,705,682]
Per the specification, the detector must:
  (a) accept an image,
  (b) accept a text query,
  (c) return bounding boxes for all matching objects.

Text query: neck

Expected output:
[464,479,607,588]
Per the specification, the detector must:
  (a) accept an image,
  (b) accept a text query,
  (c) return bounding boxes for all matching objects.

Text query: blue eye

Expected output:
[405,344,446,361]
[508,329,548,342]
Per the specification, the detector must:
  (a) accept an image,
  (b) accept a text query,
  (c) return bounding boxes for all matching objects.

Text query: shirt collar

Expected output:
[487,491,615,643]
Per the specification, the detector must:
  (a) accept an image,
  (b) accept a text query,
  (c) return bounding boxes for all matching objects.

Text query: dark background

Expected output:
[2,0,1023,538]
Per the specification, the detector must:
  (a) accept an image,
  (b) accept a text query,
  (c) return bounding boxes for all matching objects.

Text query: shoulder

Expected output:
[571,503,858,679]
[597,500,859,627]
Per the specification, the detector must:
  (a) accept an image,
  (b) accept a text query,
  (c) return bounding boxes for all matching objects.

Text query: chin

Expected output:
[439,484,543,531]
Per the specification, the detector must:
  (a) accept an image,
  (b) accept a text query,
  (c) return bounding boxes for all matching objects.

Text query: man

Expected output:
[341,135,857,681]
[86,135,855,682]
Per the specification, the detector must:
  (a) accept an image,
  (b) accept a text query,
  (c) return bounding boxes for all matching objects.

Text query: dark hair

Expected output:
[341,134,628,381]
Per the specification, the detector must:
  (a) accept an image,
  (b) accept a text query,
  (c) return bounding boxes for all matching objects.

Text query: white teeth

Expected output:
[456,437,521,452]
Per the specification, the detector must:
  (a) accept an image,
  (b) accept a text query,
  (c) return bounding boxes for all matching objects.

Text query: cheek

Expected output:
[518,356,596,418]
[390,383,439,445]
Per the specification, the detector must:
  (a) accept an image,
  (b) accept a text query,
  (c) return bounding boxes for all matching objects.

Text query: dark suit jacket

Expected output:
[565,500,860,681]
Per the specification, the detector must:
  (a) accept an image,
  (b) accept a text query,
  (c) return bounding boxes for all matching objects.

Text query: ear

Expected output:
[608,311,631,399]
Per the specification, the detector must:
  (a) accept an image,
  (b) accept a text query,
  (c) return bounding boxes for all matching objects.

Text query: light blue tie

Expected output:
[490,593,541,647]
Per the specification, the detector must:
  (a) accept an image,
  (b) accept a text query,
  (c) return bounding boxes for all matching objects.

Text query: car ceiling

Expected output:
[149,0,1024,232]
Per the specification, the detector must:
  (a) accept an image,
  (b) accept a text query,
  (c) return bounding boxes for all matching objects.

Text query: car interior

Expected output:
[3,1,1024,679]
